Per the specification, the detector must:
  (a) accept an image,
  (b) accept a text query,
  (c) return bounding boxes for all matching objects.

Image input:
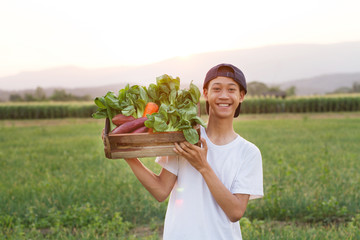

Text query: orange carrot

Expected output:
[142,102,159,117]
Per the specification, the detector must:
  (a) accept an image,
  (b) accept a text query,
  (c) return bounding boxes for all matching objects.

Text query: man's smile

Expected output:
[217,103,232,107]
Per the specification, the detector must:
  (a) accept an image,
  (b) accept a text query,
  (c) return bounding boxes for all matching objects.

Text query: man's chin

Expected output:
[214,111,235,119]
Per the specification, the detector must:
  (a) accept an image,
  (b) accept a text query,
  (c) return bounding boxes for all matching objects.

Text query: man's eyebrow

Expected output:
[211,82,238,86]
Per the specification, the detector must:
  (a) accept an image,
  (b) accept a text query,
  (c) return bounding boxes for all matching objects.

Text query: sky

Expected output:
[1,0,360,78]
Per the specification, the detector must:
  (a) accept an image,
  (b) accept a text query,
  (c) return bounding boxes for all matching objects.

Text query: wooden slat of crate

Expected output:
[107,131,186,158]
[109,144,177,158]
[103,118,200,159]
[109,131,187,144]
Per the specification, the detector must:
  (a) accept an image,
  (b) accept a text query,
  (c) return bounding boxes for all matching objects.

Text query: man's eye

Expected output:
[229,88,236,92]
[213,88,220,91]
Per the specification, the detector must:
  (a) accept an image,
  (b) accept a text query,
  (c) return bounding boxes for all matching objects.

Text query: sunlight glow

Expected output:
[1,0,360,77]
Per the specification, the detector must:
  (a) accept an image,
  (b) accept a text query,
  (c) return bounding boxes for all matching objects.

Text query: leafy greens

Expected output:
[92,74,206,144]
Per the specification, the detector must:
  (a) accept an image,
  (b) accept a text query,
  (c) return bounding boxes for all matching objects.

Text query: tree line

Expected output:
[9,87,92,102]
[332,82,360,94]
[246,82,295,98]
[246,81,360,97]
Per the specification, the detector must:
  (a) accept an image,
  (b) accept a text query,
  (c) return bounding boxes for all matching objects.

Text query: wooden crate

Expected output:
[103,118,201,159]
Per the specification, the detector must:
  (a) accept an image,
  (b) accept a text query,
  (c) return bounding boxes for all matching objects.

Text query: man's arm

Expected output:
[197,164,249,222]
[102,129,176,202]
[124,158,177,202]
[174,139,249,222]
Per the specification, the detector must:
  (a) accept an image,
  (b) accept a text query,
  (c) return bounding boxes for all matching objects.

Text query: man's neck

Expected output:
[205,116,237,145]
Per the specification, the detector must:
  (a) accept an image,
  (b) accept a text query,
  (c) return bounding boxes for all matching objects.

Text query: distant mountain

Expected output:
[278,73,360,95]
[1,41,360,99]
[0,65,135,91]
[0,84,126,102]
[1,72,359,101]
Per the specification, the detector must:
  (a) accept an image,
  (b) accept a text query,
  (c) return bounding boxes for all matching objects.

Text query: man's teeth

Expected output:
[218,104,230,107]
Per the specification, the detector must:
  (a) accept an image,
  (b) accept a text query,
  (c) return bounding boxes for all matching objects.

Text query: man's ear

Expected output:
[203,88,208,101]
[239,90,246,103]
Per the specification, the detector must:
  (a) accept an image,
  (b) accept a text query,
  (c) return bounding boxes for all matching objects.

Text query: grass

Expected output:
[0,112,359,239]
[239,217,360,240]
[235,113,360,223]
[0,119,165,224]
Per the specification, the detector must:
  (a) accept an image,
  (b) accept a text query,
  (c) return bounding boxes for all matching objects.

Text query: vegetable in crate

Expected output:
[92,84,151,130]
[112,117,148,134]
[92,74,206,144]
[131,126,149,133]
[112,114,135,126]
[143,102,159,117]
[144,75,206,144]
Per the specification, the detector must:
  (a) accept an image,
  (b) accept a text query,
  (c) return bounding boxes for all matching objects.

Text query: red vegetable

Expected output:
[142,102,159,117]
[131,126,149,133]
[112,114,135,126]
[111,117,147,134]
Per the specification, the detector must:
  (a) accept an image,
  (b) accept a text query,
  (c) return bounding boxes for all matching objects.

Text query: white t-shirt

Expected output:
[156,126,263,240]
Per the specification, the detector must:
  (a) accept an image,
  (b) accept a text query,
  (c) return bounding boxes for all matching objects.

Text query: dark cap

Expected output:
[203,63,247,117]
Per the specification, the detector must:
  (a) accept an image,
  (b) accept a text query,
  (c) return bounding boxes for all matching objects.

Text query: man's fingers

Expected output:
[178,140,207,153]
[174,142,194,157]
[180,142,187,149]
[185,142,201,153]
[174,142,187,154]
[200,138,208,150]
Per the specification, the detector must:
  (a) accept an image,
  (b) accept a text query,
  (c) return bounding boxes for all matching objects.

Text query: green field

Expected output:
[1,113,360,239]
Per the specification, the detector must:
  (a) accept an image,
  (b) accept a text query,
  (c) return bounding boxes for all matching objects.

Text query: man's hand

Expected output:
[173,137,208,172]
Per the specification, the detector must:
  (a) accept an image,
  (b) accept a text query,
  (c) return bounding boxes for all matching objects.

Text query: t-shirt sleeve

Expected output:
[155,155,179,176]
[231,145,264,200]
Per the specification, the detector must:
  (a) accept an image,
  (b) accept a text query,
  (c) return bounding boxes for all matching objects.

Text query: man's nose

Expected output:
[219,90,229,98]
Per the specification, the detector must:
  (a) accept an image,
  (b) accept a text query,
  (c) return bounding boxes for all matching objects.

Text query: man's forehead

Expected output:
[210,77,239,86]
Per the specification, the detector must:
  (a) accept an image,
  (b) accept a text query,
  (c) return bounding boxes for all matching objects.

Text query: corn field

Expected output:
[240,96,360,114]
[1,95,360,119]
[0,102,97,119]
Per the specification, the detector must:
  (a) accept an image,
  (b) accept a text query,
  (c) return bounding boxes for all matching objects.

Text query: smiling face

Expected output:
[204,76,245,119]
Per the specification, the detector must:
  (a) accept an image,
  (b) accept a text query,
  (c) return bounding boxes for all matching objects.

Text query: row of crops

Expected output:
[0,104,97,119]
[1,96,360,119]
[240,96,360,114]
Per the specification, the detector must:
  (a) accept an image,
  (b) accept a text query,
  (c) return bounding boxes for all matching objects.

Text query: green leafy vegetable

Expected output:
[144,77,206,144]
[92,74,206,144]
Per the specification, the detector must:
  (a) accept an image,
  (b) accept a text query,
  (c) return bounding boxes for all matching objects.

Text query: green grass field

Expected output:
[1,113,359,239]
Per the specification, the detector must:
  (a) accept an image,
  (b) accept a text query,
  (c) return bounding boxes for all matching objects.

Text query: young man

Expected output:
[125,63,263,239]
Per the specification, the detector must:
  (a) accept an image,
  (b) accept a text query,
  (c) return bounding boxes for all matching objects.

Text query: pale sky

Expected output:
[1,0,360,78]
